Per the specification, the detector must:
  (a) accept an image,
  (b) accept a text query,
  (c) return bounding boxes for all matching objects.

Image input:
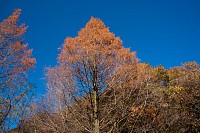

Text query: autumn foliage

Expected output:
[2,12,199,133]
[19,17,199,133]
[44,17,137,133]
[0,9,35,131]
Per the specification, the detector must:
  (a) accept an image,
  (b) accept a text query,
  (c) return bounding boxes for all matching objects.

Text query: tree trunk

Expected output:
[93,90,99,133]
[93,61,99,133]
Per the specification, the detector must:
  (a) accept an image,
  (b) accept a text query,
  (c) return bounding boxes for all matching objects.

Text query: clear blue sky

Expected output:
[1,0,200,95]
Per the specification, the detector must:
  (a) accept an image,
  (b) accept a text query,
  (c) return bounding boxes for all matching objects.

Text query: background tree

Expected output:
[0,9,36,131]
[102,63,165,132]
[166,62,200,132]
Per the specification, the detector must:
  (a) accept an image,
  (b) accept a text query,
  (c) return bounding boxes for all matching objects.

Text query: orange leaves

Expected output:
[183,61,200,70]
[0,9,27,42]
[85,17,105,29]
[115,48,137,66]
[136,63,153,83]
[131,105,157,117]
[58,17,137,72]
[21,55,36,69]
[4,9,21,24]
[59,37,77,63]
[13,42,23,51]
[0,9,35,84]
[46,17,138,112]
[0,9,35,130]
[76,17,119,48]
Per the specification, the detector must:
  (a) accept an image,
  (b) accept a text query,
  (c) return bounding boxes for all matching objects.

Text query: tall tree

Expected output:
[45,17,137,133]
[0,9,35,131]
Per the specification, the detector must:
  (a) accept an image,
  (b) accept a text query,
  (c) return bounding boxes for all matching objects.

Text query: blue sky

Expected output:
[1,0,200,95]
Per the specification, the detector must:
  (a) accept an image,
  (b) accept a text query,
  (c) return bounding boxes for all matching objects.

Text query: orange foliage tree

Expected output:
[45,17,137,133]
[0,9,35,131]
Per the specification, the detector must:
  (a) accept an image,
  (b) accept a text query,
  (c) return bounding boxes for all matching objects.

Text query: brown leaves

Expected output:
[169,61,200,89]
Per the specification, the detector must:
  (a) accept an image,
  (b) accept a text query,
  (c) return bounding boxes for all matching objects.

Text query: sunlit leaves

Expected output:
[0,9,35,131]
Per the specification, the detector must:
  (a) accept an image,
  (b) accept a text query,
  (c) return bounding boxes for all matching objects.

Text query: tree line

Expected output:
[1,9,199,133]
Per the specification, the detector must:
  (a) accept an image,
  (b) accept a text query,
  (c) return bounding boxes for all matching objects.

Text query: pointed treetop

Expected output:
[3,9,22,24]
[76,17,120,48]
[85,17,106,29]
